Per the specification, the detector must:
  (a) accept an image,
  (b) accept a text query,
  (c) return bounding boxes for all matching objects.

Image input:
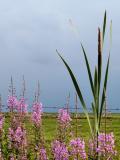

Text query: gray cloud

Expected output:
[0,0,120,110]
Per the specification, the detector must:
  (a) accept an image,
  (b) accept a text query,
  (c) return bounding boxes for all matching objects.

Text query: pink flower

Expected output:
[33,102,42,113]
[39,148,48,160]
[58,109,71,127]
[96,132,117,157]
[8,128,14,142]
[88,139,96,157]
[10,156,15,160]
[21,156,27,160]
[0,114,4,130]
[16,98,28,114]
[14,127,24,143]
[32,112,42,126]
[32,102,42,127]
[8,126,26,149]
[52,140,69,160]
[69,138,87,160]
[7,96,18,111]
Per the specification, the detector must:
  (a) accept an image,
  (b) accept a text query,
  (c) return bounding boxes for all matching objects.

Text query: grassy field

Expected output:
[3,113,120,159]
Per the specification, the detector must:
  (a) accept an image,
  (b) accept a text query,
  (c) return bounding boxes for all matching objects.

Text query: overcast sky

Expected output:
[0,0,120,111]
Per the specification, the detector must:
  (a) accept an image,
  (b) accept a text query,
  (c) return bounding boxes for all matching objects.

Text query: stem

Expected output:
[75,93,78,138]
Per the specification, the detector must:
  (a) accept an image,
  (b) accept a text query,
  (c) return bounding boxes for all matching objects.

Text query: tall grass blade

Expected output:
[99,55,110,127]
[109,20,112,52]
[57,50,93,136]
[94,67,98,97]
[81,44,95,98]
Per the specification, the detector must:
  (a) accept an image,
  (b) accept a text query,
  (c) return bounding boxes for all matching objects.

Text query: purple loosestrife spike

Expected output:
[8,126,26,149]
[58,109,71,127]
[88,138,97,158]
[33,102,42,113]
[31,102,42,127]
[52,140,69,160]
[88,132,117,159]
[16,98,28,114]
[0,114,4,131]
[39,148,48,160]
[96,132,117,157]
[7,96,18,112]
[69,138,87,160]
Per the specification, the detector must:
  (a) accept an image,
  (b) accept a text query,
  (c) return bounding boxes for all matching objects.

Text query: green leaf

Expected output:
[92,103,99,134]
[94,67,98,97]
[81,44,95,98]
[99,55,110,127]
[109,20,112,52]
[57,50,93,137]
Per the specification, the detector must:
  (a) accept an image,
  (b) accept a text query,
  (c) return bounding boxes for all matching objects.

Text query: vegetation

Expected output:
[57,11,114,159]
[1,113,120,159]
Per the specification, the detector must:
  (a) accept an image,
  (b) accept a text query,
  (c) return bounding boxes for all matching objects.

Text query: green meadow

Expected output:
[3,113,120,159]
